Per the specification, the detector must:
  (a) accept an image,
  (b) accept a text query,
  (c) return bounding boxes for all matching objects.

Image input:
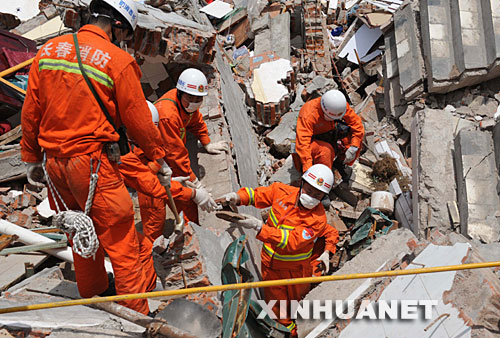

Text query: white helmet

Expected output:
[176,68,208,97]
[147,101,159,126]
[94,0,138,31]
[302,164,334,194]
[321,90,347,120]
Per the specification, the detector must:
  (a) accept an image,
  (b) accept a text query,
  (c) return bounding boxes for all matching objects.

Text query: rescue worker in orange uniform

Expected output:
[126,102,217,241]
[293,90,365,182]
[21,0,169,315]
[221,164,339,336]
[150,68,228,224]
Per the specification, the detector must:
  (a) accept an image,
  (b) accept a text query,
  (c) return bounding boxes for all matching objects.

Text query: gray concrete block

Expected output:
[265,110,298,157]
[454,128,500,243]
[412,109,474,238]
[420,0,464,84]
[420,0,500,93]
[458,0,491,69]
[393,4,425,99]
[254,12,290,60]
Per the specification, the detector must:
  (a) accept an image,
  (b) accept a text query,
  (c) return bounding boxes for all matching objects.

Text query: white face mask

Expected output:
[299,193,320,209]
[185,101,202,113]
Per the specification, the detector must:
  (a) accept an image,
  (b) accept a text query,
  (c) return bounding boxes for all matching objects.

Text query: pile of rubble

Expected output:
[0,0,499,337]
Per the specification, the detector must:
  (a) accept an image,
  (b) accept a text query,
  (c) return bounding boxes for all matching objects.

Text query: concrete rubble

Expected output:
[0,0,500,337]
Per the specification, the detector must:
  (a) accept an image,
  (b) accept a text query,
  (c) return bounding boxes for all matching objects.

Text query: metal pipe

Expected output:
[1,260,499,314]
[0,58,34,78]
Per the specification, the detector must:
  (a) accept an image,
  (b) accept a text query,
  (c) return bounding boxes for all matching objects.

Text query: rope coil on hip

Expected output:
[42,154,100,259]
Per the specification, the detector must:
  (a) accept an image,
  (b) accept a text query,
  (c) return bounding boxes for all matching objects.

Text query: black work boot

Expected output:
[98,273,116,297]
[333,159,352,183]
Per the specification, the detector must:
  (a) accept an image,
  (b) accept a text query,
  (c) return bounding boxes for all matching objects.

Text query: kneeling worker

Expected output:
[293,89,365,182]
[221,164,339,336]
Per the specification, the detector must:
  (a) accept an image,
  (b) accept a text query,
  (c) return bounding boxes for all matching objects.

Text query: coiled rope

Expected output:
[42,154,100,259]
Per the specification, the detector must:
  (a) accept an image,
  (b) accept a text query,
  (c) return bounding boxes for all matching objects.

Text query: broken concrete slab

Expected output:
[0,147,26,183]
[215,45,260,190]
[269,155,301,186]
[412,108,474,238]
[264,110,298,157]
[420,0,500,94]
[454,128,500,243]
[336,243,473,338]
[254,12,291,61]
[393,4,425,100]
[382,28,406,118]
[298,228,417,337]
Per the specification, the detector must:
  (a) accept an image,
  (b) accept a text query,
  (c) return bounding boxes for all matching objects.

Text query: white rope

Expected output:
[42,154,100,259]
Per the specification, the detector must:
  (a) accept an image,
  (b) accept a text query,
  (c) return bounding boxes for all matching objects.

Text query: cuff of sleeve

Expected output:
[147,161,162,174]
[325,244,337,254]
[237,190,250,206]
[144,146,166,162]
[21,151,43,163]
[199,135,211,146]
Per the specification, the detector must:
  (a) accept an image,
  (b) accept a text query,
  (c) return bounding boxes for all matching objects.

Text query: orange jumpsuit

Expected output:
[294,98,364,173]
[237,183,339,335]
[21,25,165,315]
[120,148,193,241]
[152,88,211,223]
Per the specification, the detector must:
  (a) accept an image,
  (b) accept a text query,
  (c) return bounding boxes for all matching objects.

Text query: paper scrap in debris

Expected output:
[329,0,339,10]
[338,24,382,64]
[37,197,56,218]
[251,58,292,104]
[200,0,234,19]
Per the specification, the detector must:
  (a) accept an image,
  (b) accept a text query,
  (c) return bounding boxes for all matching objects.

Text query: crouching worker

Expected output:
[126,102,217,241]
[220,164,339,337]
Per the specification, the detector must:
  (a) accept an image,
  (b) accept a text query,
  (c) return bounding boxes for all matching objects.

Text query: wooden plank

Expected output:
[0,125,21,143]
[217,8,247,33]
[0,234,18,251]
[230,17,250,48]
[0,241,67,256]
[0,253,47,291]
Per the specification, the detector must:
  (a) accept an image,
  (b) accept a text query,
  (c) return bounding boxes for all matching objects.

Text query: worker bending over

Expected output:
[21,0,168,315]
[130,102,216,241]
[293,90,365,182]
[152,68,227,224]
[221,164,339,336]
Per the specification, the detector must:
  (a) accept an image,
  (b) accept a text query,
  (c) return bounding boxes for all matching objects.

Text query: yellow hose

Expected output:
[1,261,499,314]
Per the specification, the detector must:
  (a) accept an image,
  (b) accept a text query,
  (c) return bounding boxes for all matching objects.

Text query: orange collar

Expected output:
[78,24,111,42]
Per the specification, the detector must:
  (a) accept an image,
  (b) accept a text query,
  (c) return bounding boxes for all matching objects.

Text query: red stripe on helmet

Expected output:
[187,84,197,89]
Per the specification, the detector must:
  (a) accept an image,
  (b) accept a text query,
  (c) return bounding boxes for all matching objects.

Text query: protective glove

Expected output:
[185,177,203,190]
[193,187,217,212]
[344,146,359,164]
[26,162,46,188]
[221,192,240,206]
[157,162,172,188]
[315,250,331,274]
[234,214,263,232]
[204,141,229,155]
